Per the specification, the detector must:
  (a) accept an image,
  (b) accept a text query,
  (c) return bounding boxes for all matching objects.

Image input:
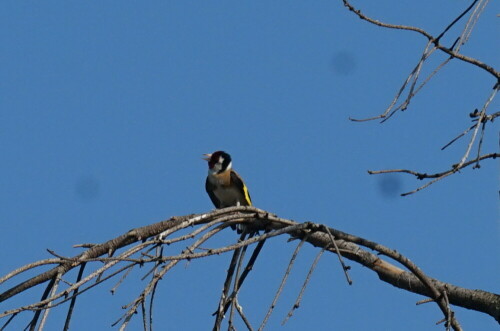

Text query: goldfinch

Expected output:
[204,151,252,233]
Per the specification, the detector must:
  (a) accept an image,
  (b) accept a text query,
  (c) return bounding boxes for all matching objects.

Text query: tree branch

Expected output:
[342,0,499,79]
[1,207,498,330]
[368,152,499,196]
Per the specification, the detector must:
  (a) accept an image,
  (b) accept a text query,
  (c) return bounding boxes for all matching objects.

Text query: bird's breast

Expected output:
[212,185,245,208]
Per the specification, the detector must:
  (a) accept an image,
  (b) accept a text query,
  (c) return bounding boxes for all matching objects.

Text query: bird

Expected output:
[203,151,252,233]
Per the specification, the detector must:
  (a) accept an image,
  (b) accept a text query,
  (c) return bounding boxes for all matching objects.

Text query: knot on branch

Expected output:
[416,173,427,180]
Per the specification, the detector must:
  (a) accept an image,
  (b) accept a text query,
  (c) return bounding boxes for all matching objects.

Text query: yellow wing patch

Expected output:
[243,184,252,205]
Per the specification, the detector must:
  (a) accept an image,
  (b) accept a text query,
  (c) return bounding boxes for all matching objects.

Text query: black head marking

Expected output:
[208,151,232,173]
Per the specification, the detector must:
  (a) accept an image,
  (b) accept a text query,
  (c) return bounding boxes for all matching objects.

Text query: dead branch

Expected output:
[343,0,498,196]
[342,0,498,79]
[368,152,499,196]
[1,207,498,331]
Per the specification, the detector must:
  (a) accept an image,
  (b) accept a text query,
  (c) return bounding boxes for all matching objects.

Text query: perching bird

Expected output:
[204,151,252,233]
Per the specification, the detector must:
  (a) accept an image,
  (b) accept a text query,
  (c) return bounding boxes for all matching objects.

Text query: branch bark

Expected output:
[1,207,498,330]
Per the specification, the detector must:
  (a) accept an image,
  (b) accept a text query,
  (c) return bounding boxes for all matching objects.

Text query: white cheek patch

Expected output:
[226,161,232,170]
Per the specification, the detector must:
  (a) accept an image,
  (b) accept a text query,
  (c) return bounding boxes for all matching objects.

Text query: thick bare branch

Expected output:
[1,207,498,330]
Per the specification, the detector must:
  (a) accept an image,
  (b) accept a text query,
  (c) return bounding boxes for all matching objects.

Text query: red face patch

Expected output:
[208,151,224,169]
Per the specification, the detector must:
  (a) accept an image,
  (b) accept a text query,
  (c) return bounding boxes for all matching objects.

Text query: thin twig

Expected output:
[229,234,250,327]
[141,300,147,331]
[213,232,246,331]
[222,233,267,316]
[0,313,17,330]
[473,121,487,168]
[148,281,158,331]
[416,297,435,305]
[411,57,451,103]
[441,123,477,150]
[443,289,452,331]
[456,110,486,168]
[38,273,62,330]
[281,248,325,325]
[435,0,479,41]
[323,225,352,285]
[258,235,308,331]
[401,172,455,196]
[236,234,267,290]
[140,246,163,281]
[234,298,254,331]
[380,44,437,123]
[147,246,163,331]
[110,264,135,295]
[26,276,56,331]
[63,263,86,331]
[350,42,436,123]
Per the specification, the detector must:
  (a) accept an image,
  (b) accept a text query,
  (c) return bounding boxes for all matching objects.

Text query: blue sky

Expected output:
[1,1,498,330]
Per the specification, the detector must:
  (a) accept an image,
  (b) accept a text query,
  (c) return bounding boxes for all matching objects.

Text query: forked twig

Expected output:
[234,298,254,331]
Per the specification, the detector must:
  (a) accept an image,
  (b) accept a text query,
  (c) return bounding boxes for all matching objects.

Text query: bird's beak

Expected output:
[202,153,212,161]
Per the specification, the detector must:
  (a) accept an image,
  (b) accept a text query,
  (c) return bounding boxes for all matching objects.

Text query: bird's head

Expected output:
[203,151,232,174]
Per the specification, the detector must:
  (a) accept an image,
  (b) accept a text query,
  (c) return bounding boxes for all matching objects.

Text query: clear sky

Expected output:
[1,1,498,330]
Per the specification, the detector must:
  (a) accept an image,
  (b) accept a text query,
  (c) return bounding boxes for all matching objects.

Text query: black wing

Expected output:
[230,171,252,206]
[205,177,222,208]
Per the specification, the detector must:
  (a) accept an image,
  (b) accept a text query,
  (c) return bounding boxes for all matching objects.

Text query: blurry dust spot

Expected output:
[75,176,100,201]
[377,175,402,198]
[331,51,357,76]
